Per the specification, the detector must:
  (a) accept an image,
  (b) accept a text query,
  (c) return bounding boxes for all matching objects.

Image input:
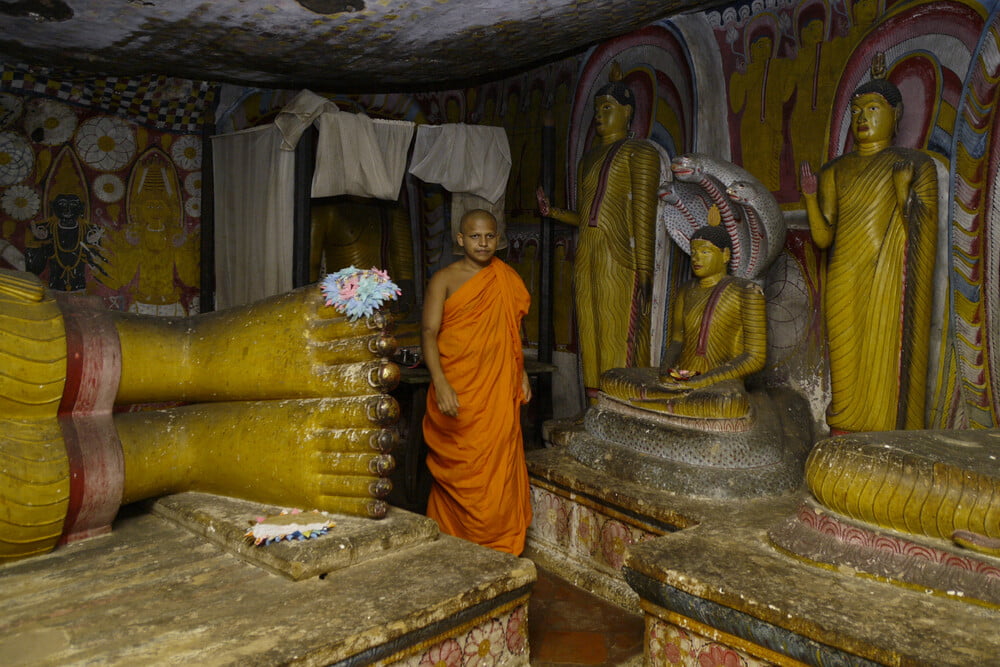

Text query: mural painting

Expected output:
[0,66,213,315]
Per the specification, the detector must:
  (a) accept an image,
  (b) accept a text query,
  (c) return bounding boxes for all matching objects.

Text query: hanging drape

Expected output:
[408,123,512,253]
[211,124,294,309]
[312,114,415,200]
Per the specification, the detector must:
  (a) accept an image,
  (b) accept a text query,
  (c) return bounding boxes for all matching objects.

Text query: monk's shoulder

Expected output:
[428,261,467,295]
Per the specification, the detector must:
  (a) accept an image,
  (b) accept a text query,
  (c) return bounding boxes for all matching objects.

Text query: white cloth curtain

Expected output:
[408,124,512,253]
[312,115,415,200]
[211,124,294,309]
[409,124,511,203]
[274,89,340,150]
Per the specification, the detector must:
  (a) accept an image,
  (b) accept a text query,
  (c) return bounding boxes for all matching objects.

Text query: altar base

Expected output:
[0,492,535,666]
[527,441,1000,665]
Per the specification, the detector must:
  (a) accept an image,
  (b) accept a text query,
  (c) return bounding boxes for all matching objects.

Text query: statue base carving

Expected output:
[769,428,1000,608]
[561,387,812,499]
[769,497,1000,609]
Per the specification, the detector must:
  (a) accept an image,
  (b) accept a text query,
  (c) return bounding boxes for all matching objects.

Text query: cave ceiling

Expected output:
[0,0,733,92]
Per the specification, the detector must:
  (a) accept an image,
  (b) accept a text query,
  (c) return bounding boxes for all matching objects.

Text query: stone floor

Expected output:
[528,567,644,666]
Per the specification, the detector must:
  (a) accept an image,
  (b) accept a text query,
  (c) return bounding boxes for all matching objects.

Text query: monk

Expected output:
[800,62,937,432]
[600,225,767,419]
[536,71,660,401]
[420,209,533,555]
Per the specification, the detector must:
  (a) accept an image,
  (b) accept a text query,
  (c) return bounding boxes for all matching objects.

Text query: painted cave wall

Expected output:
[0,63,211,315]
[0,0,998,427]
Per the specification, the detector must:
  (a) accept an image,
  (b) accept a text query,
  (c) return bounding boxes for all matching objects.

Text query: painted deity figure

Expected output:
[800,62,938,432]
[24,194,105,291]
[536,72,660,401]
[600,225,767,419]
[100,154,199,315]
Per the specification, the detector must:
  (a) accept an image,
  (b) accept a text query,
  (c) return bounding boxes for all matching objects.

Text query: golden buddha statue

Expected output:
[799,55,938,433]
[0,268,400,563]
[600,225,767,420]
[536,65,661,402]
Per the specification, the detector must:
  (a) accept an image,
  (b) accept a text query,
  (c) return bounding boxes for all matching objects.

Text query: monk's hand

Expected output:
[535,186,551,217]
[799,161,817,197]
[521,369,532,404]
[433,379,460,417]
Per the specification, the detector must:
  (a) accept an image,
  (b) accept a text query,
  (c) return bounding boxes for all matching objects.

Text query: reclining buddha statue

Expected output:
[0,268,400,563]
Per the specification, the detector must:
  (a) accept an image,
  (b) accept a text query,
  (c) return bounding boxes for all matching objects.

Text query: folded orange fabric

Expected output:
[423,257,532,554]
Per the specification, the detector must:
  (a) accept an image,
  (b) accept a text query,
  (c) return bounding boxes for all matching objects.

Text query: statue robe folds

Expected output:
[575,139,661,396]
[823,147,937,432]
[422,257,532,554]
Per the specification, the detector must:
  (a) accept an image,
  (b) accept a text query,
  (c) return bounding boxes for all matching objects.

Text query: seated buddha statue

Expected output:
[600,224,767,420]
[0,268,400,563]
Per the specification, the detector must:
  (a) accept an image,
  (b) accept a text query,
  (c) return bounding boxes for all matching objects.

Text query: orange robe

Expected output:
[423,257,532,554]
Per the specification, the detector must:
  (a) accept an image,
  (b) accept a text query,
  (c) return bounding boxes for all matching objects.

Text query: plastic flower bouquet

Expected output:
[320,266,402,320]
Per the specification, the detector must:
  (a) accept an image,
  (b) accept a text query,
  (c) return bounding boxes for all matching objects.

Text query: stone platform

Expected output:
[526,445,1000,665]
[0,492,535,666]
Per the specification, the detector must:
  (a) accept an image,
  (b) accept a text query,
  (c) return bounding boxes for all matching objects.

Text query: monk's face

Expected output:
[851,92,897,144]
[690,239,729,279]
[458,214,499,266]
[593,95,631,139]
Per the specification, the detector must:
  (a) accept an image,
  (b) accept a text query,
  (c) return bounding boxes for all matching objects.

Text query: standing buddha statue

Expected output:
[537,64,661,402]
[799,54,938,432]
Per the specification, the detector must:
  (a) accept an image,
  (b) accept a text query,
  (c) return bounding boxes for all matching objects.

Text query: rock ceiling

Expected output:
[0,0,732,92]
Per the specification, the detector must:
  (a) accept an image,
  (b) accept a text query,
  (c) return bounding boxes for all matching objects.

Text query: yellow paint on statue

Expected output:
[599,229,767,419]
[0,271,69,561]
[800,59,938,432]
[537,64,661,399]
[0,269,401,562]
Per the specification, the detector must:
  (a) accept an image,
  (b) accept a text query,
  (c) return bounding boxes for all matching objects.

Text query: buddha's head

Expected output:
[690,226,732,280]
[592,80,634,139]
[850,77,902,145]
[748,34,774,64]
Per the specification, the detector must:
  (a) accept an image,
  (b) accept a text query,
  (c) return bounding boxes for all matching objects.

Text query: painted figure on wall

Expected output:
[24,193,106,291]
[729,24,787,193]
[99,148,199,315]
[799,56,938,432]
[536,65,661,401]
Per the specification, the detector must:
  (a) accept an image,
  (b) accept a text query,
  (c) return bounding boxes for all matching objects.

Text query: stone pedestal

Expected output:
[0,492,535,666]
[525,441,788,613]
[525,386,811,613]
[623,500,1000,666]
[528,427,1000,665]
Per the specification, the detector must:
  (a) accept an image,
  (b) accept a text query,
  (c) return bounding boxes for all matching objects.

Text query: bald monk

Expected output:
[601,225,767,419]
[421,209,532,555]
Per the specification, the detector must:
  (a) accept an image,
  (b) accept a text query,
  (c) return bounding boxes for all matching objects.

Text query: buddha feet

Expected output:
[0,269,402,563]
[769,429,1000,607]
[600,367,751,420]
